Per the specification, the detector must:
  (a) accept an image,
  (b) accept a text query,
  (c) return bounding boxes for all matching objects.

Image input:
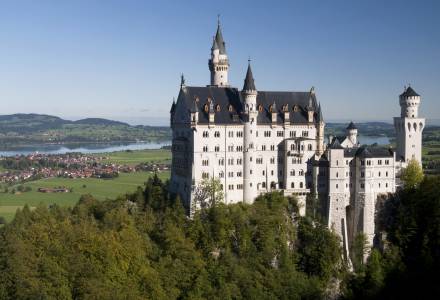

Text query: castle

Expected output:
[169,21,424,257]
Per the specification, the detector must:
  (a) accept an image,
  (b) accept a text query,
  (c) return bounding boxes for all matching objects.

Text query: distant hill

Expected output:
[0,114,171,148]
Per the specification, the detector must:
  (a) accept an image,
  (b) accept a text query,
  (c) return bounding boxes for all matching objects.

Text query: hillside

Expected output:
[0,114,171,148]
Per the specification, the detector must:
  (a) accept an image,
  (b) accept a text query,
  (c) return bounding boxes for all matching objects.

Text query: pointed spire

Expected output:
[317,102,323,122]
[243,60,256,91]
[347,121,357,130]
[215,17,226,54]
[180,73,185,87]
[170,97,176,113]
[211,35,219,50]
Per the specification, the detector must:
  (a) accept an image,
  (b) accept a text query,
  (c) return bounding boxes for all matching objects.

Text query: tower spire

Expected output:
[209,17,229,87]
[243,61,256,91]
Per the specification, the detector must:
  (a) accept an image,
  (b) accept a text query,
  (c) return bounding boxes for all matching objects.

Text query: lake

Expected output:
[0,135,390,157]
[0,141,171,157]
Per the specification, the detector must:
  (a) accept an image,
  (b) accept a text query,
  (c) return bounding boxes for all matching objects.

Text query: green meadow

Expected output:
[0,149,171,223]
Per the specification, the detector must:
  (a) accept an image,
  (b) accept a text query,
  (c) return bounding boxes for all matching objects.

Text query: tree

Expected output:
[400,158,423,189]
[0,216,5,225]
[193,178,224,211]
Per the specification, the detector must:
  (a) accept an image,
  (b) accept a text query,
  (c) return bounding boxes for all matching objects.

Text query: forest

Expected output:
[0,174,439,299]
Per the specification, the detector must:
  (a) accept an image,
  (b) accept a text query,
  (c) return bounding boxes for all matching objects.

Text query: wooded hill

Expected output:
[0,114,171,147]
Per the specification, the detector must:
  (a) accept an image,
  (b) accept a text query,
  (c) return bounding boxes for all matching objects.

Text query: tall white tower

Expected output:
[394,86,425,165]
[208,19,229,87]
[242,62,258,203]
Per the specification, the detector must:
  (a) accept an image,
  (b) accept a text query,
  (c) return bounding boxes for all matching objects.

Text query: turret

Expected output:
[394,85,425,165]
[242,61,257,118]
[242,61,258,203]
[316,102,325,155]
[399,86,420,118]
[307,87,315,123]
[208,18,229,87]
[346,121,358,146]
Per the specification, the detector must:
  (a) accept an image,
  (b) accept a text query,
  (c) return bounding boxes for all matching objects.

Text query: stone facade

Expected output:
[169,21,423,259]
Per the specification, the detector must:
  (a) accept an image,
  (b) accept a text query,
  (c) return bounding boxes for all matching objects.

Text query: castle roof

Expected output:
[243,63,256,91]
[214,22,226,54]
[346,121,357,130]
[173,86,319,125]
[400,86,419,98]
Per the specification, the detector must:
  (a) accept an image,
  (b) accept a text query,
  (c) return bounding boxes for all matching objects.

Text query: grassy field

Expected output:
[0,149,172,223]
[96,149,171,165]
[0,171,170,223]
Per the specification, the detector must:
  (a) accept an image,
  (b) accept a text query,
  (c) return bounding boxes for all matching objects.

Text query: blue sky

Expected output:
[0,0,439,125]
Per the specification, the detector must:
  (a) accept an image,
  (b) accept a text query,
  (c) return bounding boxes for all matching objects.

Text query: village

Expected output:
[0,152,169,188]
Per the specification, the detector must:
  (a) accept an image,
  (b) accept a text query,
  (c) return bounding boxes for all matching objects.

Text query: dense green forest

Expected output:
[0,174,439,299]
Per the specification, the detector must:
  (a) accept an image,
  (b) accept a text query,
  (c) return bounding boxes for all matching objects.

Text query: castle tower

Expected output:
[316,102,325,155]
[346,122,358,146]
[242,62,258,203]
[394,86,425,165]
[208,19,229,87]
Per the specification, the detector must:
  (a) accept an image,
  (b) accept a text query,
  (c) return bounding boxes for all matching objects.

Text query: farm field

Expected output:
[0,170,170,222]
[0,148,172,223]
[95,149,171,165]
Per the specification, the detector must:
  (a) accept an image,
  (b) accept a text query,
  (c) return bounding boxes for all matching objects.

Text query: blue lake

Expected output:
[0,135,390,157]
[0,141,171,157]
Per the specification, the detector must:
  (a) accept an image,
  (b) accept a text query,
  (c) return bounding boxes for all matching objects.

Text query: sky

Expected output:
[0,0,439,126]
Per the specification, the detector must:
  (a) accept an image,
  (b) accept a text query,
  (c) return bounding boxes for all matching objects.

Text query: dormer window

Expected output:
[269,105,274,113]
[204,104,209,112]
[216,104,221,112]
[228,105,233,112]
[258,105,263,112]
[293,105,299,112]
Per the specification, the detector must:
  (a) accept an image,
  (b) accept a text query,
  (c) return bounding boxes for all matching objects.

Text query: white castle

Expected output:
[169,21,424,257]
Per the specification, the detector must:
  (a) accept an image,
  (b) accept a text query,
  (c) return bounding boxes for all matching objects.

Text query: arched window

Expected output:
[300,182,304,188]
[291,182,295,188]
[216,104,220,112]
[204,104,209,112]
[308,144,312,151]
[228,105,233,112]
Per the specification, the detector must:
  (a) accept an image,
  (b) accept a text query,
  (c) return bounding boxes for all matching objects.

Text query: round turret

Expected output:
[399,86,420,118]
[346,121,358,145]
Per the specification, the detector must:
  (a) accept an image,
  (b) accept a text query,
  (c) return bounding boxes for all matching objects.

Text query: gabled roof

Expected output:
[329,137,344,149]
[400,86,419,98]
[174,86,320,125]
[355,146,394,158]
[243,63,256,91]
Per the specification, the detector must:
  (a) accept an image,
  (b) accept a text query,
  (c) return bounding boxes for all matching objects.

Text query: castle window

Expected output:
[218,158,224,165]
[291,144,295,151]
[270,157,275,164]
[269,105,274,112]
[290,131,296,137]
[214,146,220,152]
[385,160,390,165]
[202,159,209,166]
[219,171,224,178]
[237,184,243,190]
[237,172,242,177]
[378,159,382,165]
[262,182,266,188]
[271,170,274,176]
[203,146,208,152]
[336,172,339,178]
[216,104,220,112]
[228,131,234,138]
[336,184,338,189]
[290,170,295,176]
[361,172,365,178]
[291,182,295,188]
[262,145,266,151]
[277,131,284,137]
[299,169,304,176]
[308,144,312,151]
[214,131,220,137]
[228,105,233,112]
[386,171,389,177]
[386,183,388,188]
[361,183,365,189]
[204,104,209,112]
[270,145,275,151]
[258,105,263,112]
[228,172,234,178]
[378,171,381,177]
[237,158,242,165]
[203,131,209,138]
[293,105,299,112]
[262,170,265,176]
[300,182,304,188]
[202,172,209,179]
